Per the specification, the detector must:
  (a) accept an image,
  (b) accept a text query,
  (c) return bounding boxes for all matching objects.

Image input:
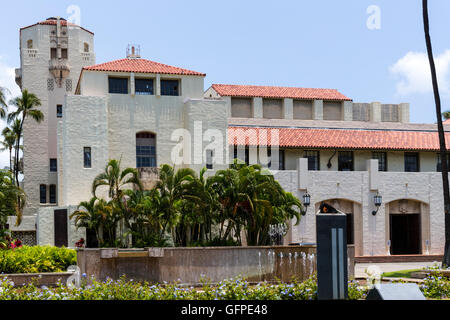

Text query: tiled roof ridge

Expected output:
[211,83,352,101]
[83,58,206,76]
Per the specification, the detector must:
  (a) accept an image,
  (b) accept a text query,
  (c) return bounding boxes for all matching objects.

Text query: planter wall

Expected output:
[0,272,73,287]
[77,245,355,285]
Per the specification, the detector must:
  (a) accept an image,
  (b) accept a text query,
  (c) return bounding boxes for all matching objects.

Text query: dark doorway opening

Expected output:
[54,209,68,247]
[390,214,421,255]
[346,213,354,245]
[86,228,98,248]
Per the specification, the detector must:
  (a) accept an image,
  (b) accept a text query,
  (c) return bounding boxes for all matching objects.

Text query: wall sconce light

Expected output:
[302,192,311,216]
[372,193,382,216]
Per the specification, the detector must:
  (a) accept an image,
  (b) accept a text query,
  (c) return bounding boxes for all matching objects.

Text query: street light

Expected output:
[302,192,311,216]
[372,193,382,216]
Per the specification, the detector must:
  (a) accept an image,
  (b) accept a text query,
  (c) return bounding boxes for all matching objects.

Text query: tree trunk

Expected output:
[423,0,450,267]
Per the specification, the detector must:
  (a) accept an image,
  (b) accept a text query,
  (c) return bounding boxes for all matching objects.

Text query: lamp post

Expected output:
[302,192,311,216]
[372,193,382,216]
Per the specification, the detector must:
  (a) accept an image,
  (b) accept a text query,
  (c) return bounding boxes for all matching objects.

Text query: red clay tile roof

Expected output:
[228,126,450,151]
[20,18,94,35]
[212,84,352,101]
[83,58,206,76]
[444,119,450,125]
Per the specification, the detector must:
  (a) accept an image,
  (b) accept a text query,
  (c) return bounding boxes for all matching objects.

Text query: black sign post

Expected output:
[316,203,348,300]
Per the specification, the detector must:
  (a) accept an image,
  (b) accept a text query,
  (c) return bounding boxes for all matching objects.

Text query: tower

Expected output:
[14,17,95,244]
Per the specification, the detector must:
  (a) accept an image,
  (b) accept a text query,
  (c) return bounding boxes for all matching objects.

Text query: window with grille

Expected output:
[40,185,47,204]
[84,147,91,168]
[437,153,450,172]
[338,151,354,171]
[57,105,63,118]
[404,152,419,172]
[135,79,154,95]
[161,80,179,96]
[108,77,128,94]
[372,152,387,171]
[304,150,320,170]
[49,185,57,204]
[47,79,54,91]
[50,159,57,172]
[136,132,156,168]
[66,79,72,92]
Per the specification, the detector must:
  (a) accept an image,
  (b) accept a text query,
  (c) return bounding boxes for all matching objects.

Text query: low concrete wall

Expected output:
[77,245,355,285]
[0,272,73,287]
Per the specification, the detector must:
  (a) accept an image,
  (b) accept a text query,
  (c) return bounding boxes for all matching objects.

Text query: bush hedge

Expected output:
[0,246,76,274]
[0,274,369,300]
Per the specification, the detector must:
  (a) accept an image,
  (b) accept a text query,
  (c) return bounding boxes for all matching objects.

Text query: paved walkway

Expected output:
[355,261,441,278]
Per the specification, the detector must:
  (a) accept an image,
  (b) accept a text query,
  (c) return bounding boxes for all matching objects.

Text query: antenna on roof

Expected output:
[126,44,141,59]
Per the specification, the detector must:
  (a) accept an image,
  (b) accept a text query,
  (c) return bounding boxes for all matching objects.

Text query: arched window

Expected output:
[84,42,89,53]
[27,39,33,49]
[136,132,156,168]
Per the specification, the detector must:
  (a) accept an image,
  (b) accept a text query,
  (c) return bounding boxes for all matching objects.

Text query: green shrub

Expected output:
[0,246,76,274]
[0,274,372,300]
[420,273,450,299]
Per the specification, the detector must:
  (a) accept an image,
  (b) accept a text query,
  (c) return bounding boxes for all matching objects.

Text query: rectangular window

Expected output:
[338,151,354,171]
[57,104,63,118]
[50,159,57,172]
[136,145,156,168]
[405,152,419,172]
[437,153,450,172]
[304,150,320,170]
[40,185,47,204]
[206,149,214,170]
[84,147,91,168]
[372,152,387,171]
[50,48,57,59]
[135,79,154,95]
[108,77,128,94]
[161,80,179,96]
[49,185,57,204]
[61,48,68,59]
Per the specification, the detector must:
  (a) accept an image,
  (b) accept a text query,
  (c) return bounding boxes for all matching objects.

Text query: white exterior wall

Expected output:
[60,95,109,206]
[275,166,446,256]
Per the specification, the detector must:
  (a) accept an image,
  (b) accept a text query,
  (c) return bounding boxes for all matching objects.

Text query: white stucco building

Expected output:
[10,17,450,258]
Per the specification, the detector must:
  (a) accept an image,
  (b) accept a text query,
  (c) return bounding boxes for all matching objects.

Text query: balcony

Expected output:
[49,58,70,87]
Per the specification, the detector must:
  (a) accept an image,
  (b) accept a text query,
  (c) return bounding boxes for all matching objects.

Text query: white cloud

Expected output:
[0,56,21,169]
[390,50,450,97]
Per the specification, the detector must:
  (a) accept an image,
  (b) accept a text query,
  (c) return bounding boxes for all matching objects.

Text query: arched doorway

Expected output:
[136,132,156,168]
[386,199,427,255]
[314,199,363,256]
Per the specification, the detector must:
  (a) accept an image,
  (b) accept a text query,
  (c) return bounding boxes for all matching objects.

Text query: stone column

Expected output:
[399,103,410,123]
[312,99,323,120]
[343,100,353,121]
[298,158,309,190]
[156,74,161,96]
[253,97,263,118]
[130,72,135,96]
[283,98,293,120]
[370,102,381,122]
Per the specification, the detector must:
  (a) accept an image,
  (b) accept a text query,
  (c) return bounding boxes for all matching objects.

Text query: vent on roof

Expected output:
[127,44,141,59]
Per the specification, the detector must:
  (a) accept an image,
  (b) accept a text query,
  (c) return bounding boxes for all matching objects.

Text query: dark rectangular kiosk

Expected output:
[316,203,348,300]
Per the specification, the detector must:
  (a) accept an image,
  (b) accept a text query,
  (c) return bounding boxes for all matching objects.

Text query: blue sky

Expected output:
[0,0,449,166]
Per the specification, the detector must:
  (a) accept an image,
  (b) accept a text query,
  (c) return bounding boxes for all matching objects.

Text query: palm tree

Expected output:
[443,111,450,120]
[0,87,9,119]
[423,0,450,267]
[8,90,44,187]
[1,127,16,173]
[155,164,198,243]
[92,159,143,245]
[0,169,26,226]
